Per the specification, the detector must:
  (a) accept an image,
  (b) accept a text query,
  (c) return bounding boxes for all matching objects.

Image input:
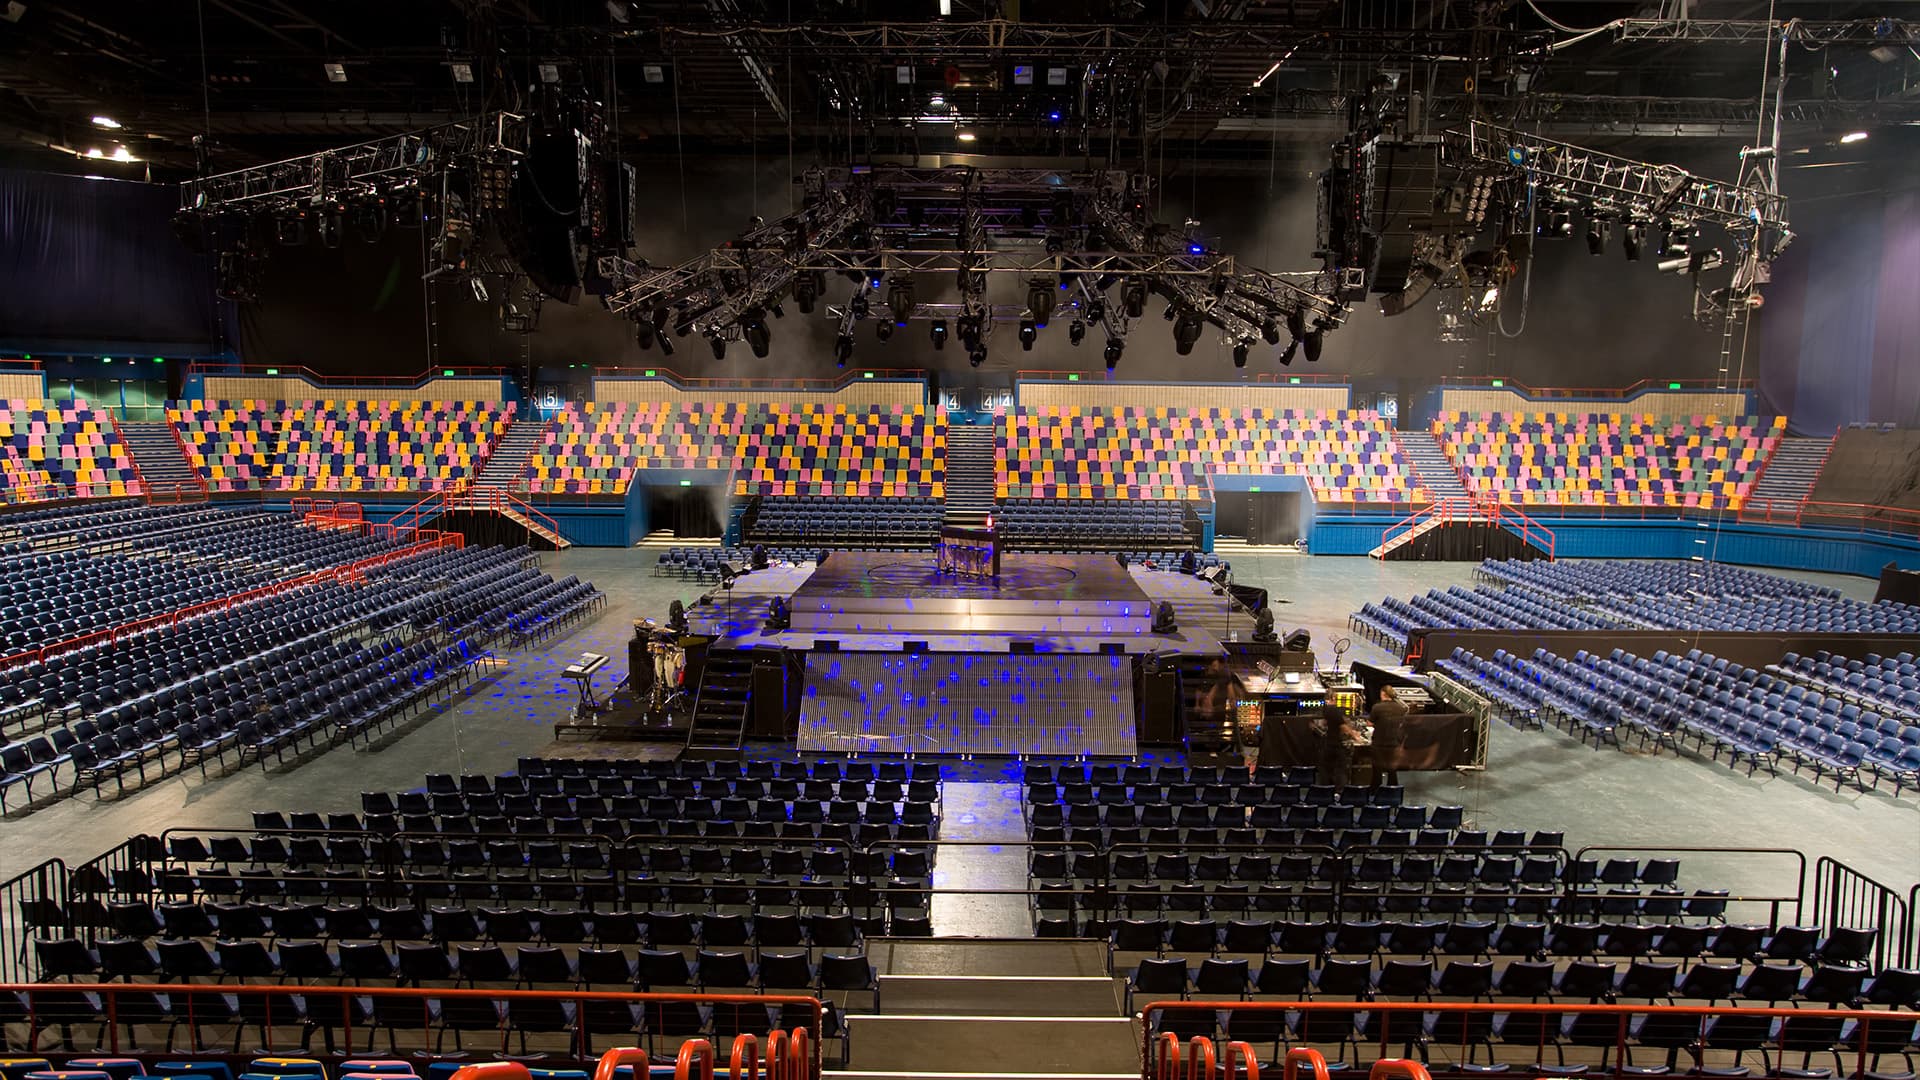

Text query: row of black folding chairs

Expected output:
[382,778,940,811]
[1034,851,1677,887]
[1028,825,1558,854]
[514,757,944,782]
[1031,882,1738,922]
[154,839,935,879]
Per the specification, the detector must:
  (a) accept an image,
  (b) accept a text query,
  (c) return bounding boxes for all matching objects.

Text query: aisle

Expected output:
[929,781,1035,937]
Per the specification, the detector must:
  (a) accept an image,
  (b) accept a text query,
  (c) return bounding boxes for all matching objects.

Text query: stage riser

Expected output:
[794,606,1151,634]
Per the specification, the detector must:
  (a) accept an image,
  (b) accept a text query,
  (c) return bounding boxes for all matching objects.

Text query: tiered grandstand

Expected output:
[167,400,516,493]
[0,400,142,502]
[1431,412,1783,509]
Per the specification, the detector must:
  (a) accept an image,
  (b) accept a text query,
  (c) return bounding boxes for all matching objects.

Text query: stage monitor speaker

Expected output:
[751,662,787,737]
[1139,669,1180,744]
[904,641,929,654]
[1010,641,1037,655]
[1099,642,1124,656]
[814,639,839,652]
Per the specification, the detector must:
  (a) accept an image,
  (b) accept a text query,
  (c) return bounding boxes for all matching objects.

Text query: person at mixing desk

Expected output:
[1369,685,1410,786]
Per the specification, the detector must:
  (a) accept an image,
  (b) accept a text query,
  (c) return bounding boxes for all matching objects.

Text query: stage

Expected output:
[680,550,1253,757]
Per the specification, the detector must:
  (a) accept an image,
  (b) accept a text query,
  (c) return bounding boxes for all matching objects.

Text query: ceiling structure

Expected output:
[3,0,1918,183]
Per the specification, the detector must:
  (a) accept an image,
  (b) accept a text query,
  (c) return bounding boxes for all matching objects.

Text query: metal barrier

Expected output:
[1571,845,1805,928]
[1136,1000,1920,1080]
[1907,882,1919,968]
[1813,856,1911,972]
[0,857,69,985]
[0,983,824,1076]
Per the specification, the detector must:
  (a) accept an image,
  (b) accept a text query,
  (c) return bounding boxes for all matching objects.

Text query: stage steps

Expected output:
[1398,429,1471,502]
[684,653,752,758]
[944,423,997,526]
[831,940,1136,1080]
[471,416,545,493]
[1750,435,1832,509]
[120,421,203,499]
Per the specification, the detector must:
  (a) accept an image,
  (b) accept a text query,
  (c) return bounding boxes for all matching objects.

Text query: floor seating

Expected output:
[995,497,1191,550]
[744,496,942,548]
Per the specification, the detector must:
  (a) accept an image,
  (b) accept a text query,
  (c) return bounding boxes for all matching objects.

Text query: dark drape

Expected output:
[1758,189,1920,433]
[0,169,224,349]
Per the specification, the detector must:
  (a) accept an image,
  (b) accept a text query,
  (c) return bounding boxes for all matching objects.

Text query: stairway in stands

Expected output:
[1396,428,1471,502]
[684,653,753,758]
[1750,435,1833,509]
[470,416,545,494]
[943,422,997,526]
[119,421,203,499]
[832,939,1136,1080]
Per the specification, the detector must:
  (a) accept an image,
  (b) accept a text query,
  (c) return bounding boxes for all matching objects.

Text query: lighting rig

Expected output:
[603,165,1349,370]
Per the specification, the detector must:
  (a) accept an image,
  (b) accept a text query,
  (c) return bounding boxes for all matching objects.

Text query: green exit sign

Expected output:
[1288,377,1301,385]
[1490,379,1504,387]
[442,369,455,377]
[1249,485,1263,493]
[644,370,656,377]
[265,368,279,375]
[1668,382,1683,390]
[679,479,692,487]
[862,372,874,379]
[1068,373,1080,382]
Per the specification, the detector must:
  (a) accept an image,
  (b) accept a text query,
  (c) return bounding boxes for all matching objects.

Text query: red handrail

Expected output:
[729,1035,759,1080]
[1440,375,1756,397]
[591,365,928,394]
[1184,1036,1216,1080]
[187,362,510,388]
[163,410,212,500]
[675,1039,716,1080]
[104,413,148,500]
[447,1063,531,1080]
[1222,1041,1260,1080]
[1368,1062,1431,1080]
[1138,1000,1920,1080]
[1285,1047,1329,1080]
[1153,1031,1182,1080]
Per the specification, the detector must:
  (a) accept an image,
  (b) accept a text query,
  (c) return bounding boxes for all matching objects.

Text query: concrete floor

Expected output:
[2,547,1913,931]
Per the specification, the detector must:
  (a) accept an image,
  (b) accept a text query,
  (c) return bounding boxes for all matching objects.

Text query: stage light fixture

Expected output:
[1121,277,1147,318]
[1027,277,1056,326]
[968,345,987,368]
[1541,208,1573,238]
[1103,337,1123,370]
[793,273,818,314]
[1068,319,1086,346]
[324,62,347,83]
[1018,318,1037,351]
[1278,339,1298,366]
[850,292,869,320]
[875,319,894,342]
[1232,342,1249,368]
[1286,308,1306,343]
[1585,216,1610,256]
[1172,310,1203,356]
[956,131,977,142]
[929,319,948,350]
[1303,329,1324,363]
[741,309,771,358]
[1622,221,1646,261]
[657,333,675,357]
[1660,218,1695,258]
[834,333,855,367]
[91,115,122,129]
[635,318,656,350]
[707,333,728,360]
[886,276,915,323]
[1261,319,1281,345]
[350,191,387,242]
[274,207,308,246]
[1840,130,1869,144]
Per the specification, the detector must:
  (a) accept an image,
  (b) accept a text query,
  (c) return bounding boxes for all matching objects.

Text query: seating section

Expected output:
[996,497,1191,550]
[167,400,514,492]
[1808,425,1920,510]
[1436,646,1920,796]
[1432,412,1784,508]
[745,496,943,547]
[654,545,824,582]
[1353,559,1918,655]
[527,403,943,498]
[997,407,1424,504]
[0,401,141,502]
[0,508,606,811]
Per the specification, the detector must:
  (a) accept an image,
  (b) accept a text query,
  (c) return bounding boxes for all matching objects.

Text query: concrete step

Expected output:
[876,975,1122,1017]
[842,1016,1140,1075]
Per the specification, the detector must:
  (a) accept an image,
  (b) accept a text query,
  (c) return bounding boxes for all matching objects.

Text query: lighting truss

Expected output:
[1443,120,1789,237]
[178,112,529,210]
[1609,16,1920,45]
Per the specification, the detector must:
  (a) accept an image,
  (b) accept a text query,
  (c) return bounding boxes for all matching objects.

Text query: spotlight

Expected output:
[350,191,387,242]
[275,207,308,246]
[875,319,894,342]
[1622,221,1645,261]
[635,318,656,350]
[1261,319,1281,345]
[929,319,948,350]
[1122,277,1147,318]
[1840,130,1869,144]
[1585,217,1610,256]
[1103,337,1123,370]
[1232,341,1249,368]
[850,293,869,320]
[657,333,675,357]
[708,333,728,360]
[1540,208,1573,238]
[968,345,987,368]
[1303,329,1324,363]
[1027,278,1056,326]
[1286,308,1306,342]
[1068,319,1087,346]
[1278,339,1298,366]
[1018,318,1037,351]
[794,273,818,313]
[741,309,771,358]
[1172,310,1203,356]
[887,276,915,323]
[1660,219,1695,257]
[834,333,855,367]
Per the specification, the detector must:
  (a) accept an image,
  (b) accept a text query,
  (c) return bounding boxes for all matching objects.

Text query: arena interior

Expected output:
[0,3,1918,1079]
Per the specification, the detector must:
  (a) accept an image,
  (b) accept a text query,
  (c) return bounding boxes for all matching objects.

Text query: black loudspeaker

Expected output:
[1876,562,1920,606]
[904,641,929,654]
[596,160,638,248]
[1010,641,1037,655]
[751,662,787,737]
[1099,642,1125,656]
[1139,669,1180,744]
[814,640,839,652]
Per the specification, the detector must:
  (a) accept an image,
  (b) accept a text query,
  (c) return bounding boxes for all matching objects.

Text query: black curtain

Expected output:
[0,169,225,349]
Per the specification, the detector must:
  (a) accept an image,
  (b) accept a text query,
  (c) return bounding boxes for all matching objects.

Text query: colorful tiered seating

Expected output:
[0,401,141,502]
[268,400,513,492]
[167,399,289,492]
[1432,411,1784,509]
[526,403,945,497]
[733,405,944,498]
[996,407,1424,503]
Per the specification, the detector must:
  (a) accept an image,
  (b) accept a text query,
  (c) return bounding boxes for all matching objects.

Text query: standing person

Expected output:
[1316,702,1354,788]
[1370,685,1411,786]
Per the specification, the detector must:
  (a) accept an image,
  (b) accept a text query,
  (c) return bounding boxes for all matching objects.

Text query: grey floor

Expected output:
[3,547,1914,930]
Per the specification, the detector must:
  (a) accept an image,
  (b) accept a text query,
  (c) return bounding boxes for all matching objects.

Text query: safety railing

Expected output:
[186,361,513,387]
[0,479,146,505]
[1907,883,1920,969]
[0,856,69,988]
[591,365,928,396]
[1137,1000,1918,1080]
[163,414,214,500]
[1813,856,1911,972]
[0,983,824,1076]
[1372,499,1481,554]
[1438,375,1756,396]
[1485,498,1556,559]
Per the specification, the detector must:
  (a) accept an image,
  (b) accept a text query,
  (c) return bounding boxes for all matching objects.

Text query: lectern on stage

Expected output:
[936,524,1000,580]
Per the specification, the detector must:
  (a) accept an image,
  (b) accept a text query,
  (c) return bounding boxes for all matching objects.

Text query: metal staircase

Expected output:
[943,422,997,526]
[684,652,753,758]
[471,416,545,494]
[1749,435,1833,509]
[118,420,205,501]
[1396,429,1471,503]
